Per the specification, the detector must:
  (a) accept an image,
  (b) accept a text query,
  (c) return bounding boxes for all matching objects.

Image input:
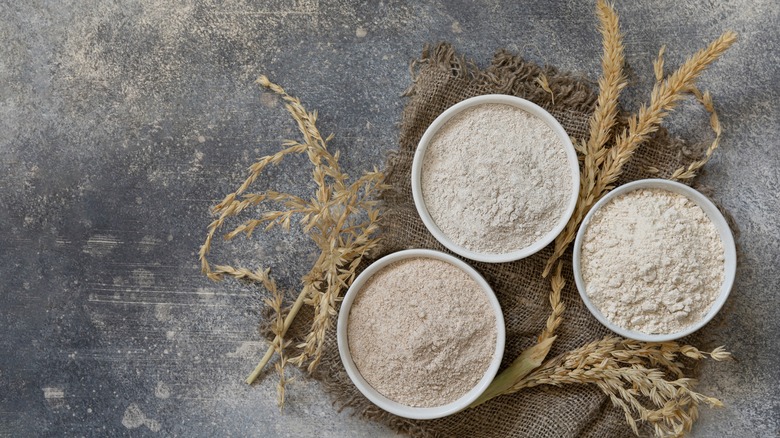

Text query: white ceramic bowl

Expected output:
[411,94,580,263]
[572,179,737,342]
[337,249,505,420]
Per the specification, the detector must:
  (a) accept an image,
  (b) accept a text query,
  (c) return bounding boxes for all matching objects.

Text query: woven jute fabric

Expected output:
[304,43,708,438]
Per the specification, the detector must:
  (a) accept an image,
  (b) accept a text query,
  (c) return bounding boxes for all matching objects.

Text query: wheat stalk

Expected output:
[536,0,625,348]
[543,29,736,276]
[542,0,627,276]
[595,31,735,193]
[481,0,624,401]
[650,43,723,181]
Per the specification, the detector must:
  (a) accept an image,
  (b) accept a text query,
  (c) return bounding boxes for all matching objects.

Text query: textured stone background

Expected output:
[1,0,778,436]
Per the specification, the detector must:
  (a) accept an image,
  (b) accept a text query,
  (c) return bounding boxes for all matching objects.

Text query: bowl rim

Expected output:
[410,94,580,263]
[572,178,737,342]
[336,249,506,419]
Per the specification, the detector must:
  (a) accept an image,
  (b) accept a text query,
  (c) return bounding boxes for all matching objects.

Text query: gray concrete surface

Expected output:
[1,0,778,436]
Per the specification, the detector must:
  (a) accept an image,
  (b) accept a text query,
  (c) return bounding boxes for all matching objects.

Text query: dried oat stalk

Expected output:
[199,76,387,388]
[257,269,292,408]
[534,0,628,348]
[514,338,732,437]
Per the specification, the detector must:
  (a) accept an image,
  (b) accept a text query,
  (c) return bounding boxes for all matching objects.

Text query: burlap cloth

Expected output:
[297,43,721,437]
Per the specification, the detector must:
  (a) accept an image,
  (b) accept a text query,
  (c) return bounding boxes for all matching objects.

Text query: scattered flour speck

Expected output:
[154,381,171,399]
[122,403,161,432]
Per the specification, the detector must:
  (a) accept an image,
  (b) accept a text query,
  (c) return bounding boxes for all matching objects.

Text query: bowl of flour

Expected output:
[573,179,737,342]
[411,95,580,263]
[337,249,505,419]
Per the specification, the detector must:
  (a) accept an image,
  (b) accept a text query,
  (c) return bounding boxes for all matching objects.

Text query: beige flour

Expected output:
[347,257,497,407]
[581,189,725,334]
[421,103,572,254]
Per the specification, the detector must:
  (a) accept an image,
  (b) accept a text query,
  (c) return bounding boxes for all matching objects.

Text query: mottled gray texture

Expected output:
[0,0,777,437]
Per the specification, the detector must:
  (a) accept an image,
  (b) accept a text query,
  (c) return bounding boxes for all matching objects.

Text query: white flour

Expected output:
[581,189,725,334]
[347,257,496,407]
[421,103,572,254]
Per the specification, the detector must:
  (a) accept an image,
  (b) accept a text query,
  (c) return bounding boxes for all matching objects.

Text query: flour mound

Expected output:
[581,188,725,335]
[421,103,572,254]
[347,257,497,407]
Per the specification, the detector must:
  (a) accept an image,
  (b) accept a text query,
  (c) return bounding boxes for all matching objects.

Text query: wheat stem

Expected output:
[469,336,557,408]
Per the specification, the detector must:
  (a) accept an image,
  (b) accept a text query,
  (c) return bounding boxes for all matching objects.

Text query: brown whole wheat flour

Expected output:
[421,103,572,254]
[303,43,731,438]
[581,188,725,334]
[347,257,497,407]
